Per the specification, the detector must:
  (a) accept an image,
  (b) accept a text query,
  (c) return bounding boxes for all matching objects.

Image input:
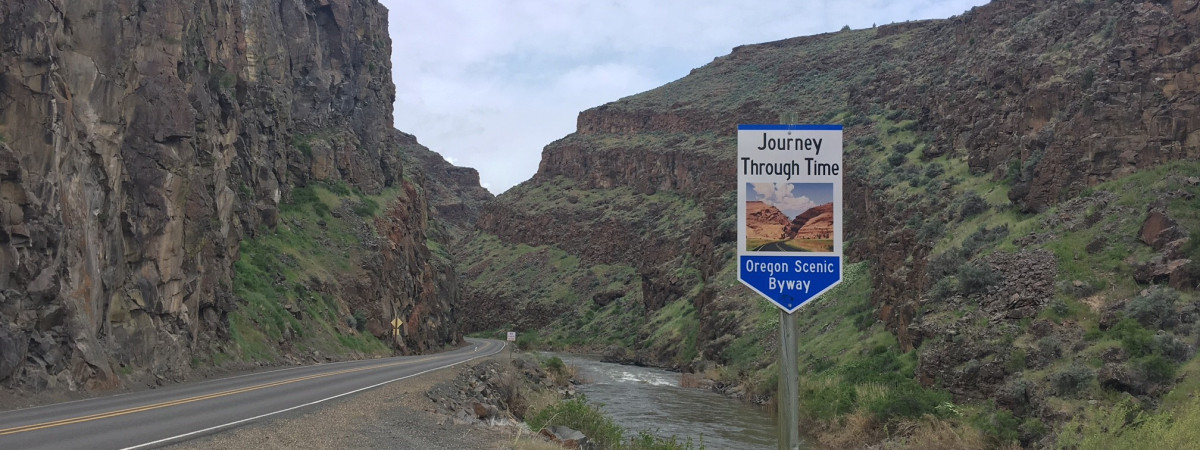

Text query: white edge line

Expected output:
[3,354,383,415]
[120,341,505,450]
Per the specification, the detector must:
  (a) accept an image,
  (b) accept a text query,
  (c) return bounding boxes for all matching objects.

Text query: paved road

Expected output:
[0,338,505,450]
[754,241,789,251]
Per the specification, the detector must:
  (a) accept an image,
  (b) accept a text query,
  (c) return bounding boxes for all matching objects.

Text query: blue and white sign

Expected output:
[737,124,843,313]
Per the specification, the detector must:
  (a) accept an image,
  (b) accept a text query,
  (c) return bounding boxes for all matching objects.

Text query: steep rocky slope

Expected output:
[787,202,833,240]
[746,201,792,240]
[459,0,1200,445]
[0,0,471,393]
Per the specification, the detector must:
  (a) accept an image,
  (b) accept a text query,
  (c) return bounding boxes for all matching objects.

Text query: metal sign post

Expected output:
[507,331,517,362]
[779,311,800,449]
[391,318,403,347]
[736,124,843,450]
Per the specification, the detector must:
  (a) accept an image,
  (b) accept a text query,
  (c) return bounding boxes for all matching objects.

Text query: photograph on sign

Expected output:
[745,182,833,252]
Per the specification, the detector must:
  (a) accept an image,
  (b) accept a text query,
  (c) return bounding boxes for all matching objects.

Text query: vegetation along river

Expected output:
[553,354,788,449]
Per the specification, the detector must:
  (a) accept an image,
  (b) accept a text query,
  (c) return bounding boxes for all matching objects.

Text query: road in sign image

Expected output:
[736,124,843,313]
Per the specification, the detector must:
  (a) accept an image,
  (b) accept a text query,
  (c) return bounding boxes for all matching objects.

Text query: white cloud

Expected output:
[383,0,989,194]
[750,183,818,219]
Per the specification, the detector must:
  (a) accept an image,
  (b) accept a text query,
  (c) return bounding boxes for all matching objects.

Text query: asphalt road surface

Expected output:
[0,338,505,450]
[754,241,790,251]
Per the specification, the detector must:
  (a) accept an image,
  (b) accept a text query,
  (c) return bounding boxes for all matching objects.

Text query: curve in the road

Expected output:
[0,338,505,450]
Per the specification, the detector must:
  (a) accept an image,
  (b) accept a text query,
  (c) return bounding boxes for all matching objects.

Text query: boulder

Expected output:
[0,324,27,382]
[1134,255,1194,289]
[540,425,589,449]
[1098,363,1149,396]
[1140,209,1183,251]
[472,401,499,420]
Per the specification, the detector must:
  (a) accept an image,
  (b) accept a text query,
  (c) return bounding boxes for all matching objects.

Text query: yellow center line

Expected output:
[0,356,434,436]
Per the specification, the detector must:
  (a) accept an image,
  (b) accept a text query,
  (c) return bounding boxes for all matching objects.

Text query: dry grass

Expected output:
[545,363,580,386]
[893,416,989,450]
[679,372,706,388]
[812,413,992,450]
[815,412,882,449]
[510,431,567,450]
[514,385,560,421]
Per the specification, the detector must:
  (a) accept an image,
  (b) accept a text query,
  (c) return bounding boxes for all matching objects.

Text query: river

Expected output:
[552,353,785,449]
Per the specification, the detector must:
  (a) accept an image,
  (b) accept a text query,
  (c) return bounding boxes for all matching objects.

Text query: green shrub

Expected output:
[972,405,1021,447]
[866,382,950,420]
[1049,297,1071,317]
[887,151,906,167]
[960,224,1008,257]
[917,218,944,243]
[893,142,916,154]
[1002,160,1021,186]
[352,197,380,217]
[527,398,623,449]
[927,276,957,302]
[1006,349,1028,373]
[543,356,565,373]
[1109,318,1154,358]
[1138,355,1177,384]
[927,250,965,279]
[290,133,314,157]
[290,186,319,205]
[924,162,945,179]
[841,345,908,384]
[515,331,541,350]
[1037,335,1063,358]
[959,191,990,218]
[854,135,879,148]
[312,201,331,218]
[352,310,367,332]
[801,381,858,420]
[1081,67,1096,89]
[1056,397,1200,449]
[958,263,997,296]
[1019,417,1047,445]
[1155,333,1191,362]
[1127,288,1179,329]
[1051,363,1094,397]
[325,180,353,196]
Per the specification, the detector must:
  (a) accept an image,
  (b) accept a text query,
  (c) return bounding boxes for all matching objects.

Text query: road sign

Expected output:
[506,332,516,342]
[737,124,843,313]
[391,318,403,328]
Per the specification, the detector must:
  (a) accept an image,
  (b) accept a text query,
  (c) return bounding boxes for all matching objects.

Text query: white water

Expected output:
[551,353,789,449]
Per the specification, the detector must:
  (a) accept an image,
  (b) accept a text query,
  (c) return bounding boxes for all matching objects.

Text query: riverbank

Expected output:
[166,350,740,449]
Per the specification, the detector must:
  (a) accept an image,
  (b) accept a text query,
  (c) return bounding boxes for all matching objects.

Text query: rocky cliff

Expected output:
[787,202,833,240]
[0,0,468,393]
[745,201,791,240]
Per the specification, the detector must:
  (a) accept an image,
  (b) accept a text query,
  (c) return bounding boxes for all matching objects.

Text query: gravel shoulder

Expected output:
[166,354,524,450]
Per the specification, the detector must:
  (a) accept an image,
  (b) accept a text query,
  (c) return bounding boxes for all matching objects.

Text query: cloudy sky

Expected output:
[748,183,832,218]
[383,0,989,194]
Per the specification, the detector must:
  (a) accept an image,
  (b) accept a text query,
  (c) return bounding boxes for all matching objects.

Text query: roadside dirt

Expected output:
[166,354,524,450]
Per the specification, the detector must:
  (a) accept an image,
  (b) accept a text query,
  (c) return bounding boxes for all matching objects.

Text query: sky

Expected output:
[383,0,990,194]
[748,183,832,218]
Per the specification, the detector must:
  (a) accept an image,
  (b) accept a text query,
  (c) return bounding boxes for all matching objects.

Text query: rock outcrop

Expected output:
[398,131,494,240]
[787,203,834,240]
[745,201,791,240]
[0,0,469,392]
